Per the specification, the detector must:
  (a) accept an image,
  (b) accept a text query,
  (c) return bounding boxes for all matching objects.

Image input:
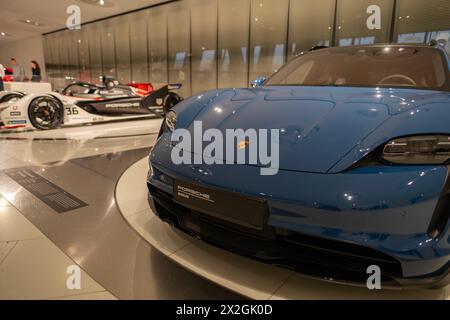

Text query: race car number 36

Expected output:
[66,107,79,116]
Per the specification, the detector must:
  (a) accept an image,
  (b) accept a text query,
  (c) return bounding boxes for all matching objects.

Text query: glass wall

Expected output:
[167,1,191,97]
[249,0,289,80]
[114,16,132,83]
[148,6,168,86]
[88,23,102,83]
[67,30,80,82]
[100,20,117,79]
[336,0,394,46]
[218,0,250,89]
[76,28,91,83]
[288,0,335,58]
[43,34,57,80]
[130,11,149,83]
[191,0,218,93]
[395,0,450,54]
[43,0,450,94]
[57,31,70,80]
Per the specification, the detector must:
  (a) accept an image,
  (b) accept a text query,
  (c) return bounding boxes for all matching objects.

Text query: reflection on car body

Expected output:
[148,43,450,288]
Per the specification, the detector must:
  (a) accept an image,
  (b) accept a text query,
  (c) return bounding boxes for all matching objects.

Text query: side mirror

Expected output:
[430,38,448,48]
[249,76,267,88]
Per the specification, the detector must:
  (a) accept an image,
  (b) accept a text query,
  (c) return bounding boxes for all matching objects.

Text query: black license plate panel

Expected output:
[173,180,267,230]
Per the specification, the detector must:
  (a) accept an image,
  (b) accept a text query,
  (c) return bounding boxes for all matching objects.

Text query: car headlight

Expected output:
[164,111,177,132]
[382,135,450,165]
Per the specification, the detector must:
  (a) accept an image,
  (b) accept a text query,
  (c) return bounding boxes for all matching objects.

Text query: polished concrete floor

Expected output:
[0,121,241,299]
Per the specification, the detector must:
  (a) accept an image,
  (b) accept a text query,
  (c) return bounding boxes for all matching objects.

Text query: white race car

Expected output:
[0,78,182,130]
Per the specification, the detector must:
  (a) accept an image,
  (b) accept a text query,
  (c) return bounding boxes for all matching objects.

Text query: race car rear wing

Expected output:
[140,84,183,113]
[167,83,182,90]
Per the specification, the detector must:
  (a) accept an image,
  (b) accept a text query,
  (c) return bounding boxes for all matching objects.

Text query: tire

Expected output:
[0,92,25,103]
[28,96,64,130]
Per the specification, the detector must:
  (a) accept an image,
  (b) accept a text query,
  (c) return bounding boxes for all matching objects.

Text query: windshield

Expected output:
[265,46,449,90]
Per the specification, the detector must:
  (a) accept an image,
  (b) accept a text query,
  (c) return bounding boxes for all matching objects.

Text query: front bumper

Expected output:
[148,189,450,288]
[148,149,450,288]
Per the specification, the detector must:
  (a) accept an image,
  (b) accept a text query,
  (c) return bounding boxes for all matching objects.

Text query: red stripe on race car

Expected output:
[1,125,27,130]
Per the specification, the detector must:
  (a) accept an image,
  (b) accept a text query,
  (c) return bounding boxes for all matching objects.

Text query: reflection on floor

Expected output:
[0,119,163,140]
[0,119,163,171]
[0,120,241,300]
[118,158,450,300]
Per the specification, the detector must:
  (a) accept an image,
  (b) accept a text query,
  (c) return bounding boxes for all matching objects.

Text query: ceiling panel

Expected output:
[0,0,171,43]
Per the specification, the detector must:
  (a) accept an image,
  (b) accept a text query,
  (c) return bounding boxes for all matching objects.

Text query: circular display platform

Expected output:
[116,158,449,300]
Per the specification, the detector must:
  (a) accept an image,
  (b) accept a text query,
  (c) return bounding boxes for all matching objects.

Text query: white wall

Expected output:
[0,35,47,81]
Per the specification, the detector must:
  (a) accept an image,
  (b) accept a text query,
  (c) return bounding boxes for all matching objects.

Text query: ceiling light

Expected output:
[77,0,114,7]
[20,19,45,27]
[0,32,6,36]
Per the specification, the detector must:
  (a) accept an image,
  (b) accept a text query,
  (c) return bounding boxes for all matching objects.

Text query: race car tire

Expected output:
[28,96,64,130]
[163,92,183,112]
[0,92,25,103]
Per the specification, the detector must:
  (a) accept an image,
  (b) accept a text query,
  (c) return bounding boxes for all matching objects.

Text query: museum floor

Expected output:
[0,119,448,300]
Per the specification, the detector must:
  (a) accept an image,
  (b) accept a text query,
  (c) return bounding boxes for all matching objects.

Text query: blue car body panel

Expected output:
[150,140,450,279]
[148,50,450,286]
[174,86,450,173]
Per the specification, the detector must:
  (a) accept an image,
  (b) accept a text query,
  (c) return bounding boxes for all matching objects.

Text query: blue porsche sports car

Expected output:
[147,44,450,288]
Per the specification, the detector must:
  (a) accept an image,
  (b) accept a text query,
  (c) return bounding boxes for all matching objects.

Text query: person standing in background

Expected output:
[0,63,4,91]
[31,60,41,82]
[10,58,25,82]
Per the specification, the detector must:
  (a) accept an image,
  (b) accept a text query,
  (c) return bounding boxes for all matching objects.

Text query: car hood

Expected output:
[178,86,448,173]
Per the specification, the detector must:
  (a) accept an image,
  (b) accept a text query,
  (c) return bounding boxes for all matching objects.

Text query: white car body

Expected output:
[0,92,161,130]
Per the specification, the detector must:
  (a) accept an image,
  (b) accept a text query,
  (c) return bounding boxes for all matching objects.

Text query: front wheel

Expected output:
[28,96,64,130]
